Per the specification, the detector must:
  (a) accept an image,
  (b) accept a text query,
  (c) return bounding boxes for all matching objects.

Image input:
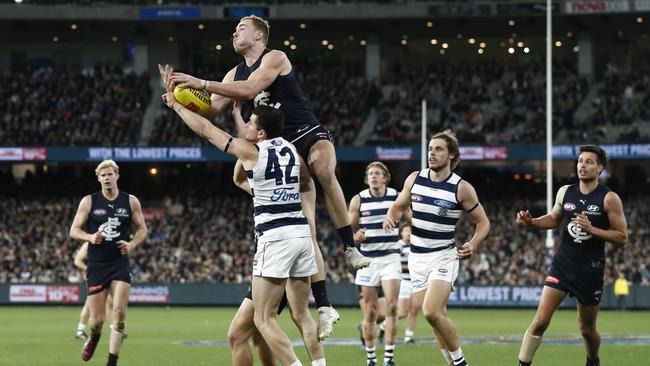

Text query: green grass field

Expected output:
[1,306,648,365]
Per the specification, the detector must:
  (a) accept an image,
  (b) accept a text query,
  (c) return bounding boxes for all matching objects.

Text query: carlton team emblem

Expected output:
[567,221,592,243]
[563,203,576,211]
[98,217,122,241]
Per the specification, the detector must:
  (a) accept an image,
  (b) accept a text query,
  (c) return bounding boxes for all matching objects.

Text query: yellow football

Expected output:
[173,86,212,117]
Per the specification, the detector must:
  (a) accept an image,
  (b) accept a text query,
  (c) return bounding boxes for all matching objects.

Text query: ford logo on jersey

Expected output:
[434,199,455,209]
[271,188,300,202]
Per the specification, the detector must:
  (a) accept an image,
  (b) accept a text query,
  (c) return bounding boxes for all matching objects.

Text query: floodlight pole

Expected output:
[421,99,427,170]
[545,0,554,256]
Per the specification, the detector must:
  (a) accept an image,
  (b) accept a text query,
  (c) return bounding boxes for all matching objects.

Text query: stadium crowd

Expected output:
[3,60,648,147]
[368,60,590,145]
[1,194,648,287]
[0,66,151,146]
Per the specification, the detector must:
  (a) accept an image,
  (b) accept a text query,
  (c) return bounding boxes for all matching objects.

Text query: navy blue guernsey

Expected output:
[233,49,319,136]
[85,191,132,263]
[556,184,611,271]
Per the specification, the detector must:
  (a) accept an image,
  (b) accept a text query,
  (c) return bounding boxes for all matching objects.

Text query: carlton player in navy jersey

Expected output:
[516,145,628,366]
[69,160,148,366]
[160,69,325,366]
[384,130,490,366]
[166,18,369,340]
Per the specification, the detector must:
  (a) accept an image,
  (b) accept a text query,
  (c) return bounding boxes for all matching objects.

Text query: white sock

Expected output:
[77,323,86,331]
[311,358,326,366]
[518,330,543,363]
[440,349,454,364]
[405,329,414,338]
[379,321,385,331]
[290,361,303,366]
[450,347,467,365]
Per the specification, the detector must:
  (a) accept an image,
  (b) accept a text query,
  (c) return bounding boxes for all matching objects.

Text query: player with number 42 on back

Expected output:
[160,66,326,366]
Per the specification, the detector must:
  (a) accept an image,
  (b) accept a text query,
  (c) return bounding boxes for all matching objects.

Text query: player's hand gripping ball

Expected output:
[173,86,211,117]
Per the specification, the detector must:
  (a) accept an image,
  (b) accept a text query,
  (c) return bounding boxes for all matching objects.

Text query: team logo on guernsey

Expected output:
[253,91,281,109]
[271,187,300,202]
[98,217,122,241]
[563,203,576,211]
[567,221,592,243]
[411,194,423,202]
[434,199,455,209]
[93,209,107,216]
[587,205,599,212]
[438,207,448,217]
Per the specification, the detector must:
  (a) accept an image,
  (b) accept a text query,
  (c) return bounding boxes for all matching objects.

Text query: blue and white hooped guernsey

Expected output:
[409,170,462,253]
[246,137,311,241]
[358,187,400,257]
[399,240,411,281]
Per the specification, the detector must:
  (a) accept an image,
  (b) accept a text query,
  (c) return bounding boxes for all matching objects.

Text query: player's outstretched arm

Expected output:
[231,100,248,138]
[160,68,258,165]
[457,181,491,259]
[572,191,628,246]
[384,171,418,232]
[171,50,288,101]
[73,242,89,272]
[70,196,102,245]
[517,185,568,230]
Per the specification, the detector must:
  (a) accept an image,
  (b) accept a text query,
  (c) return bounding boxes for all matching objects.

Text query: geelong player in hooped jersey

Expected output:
[396,224,420,345]
[348,162,405,366]
[384,130,490,366]
[516,145,628,366]
[69,159,148,366]
[160,69,325,366]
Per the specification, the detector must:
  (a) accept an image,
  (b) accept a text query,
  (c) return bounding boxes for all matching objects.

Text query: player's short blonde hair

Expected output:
[431,129,461,170]
[364,161,391,185]
[241,15,270,44]
[95,159,119,175]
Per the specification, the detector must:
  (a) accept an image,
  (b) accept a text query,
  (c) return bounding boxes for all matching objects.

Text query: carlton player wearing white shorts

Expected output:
[349,162,405,366]
[384,130,490,366]
[161,68,325,366]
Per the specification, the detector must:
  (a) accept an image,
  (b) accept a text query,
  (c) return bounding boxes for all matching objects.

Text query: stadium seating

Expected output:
[1,194,647,286]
